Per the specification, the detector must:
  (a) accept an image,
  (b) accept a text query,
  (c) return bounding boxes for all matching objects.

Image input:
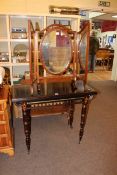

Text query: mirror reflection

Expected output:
[41,29,72,74]
[79,33,87,72]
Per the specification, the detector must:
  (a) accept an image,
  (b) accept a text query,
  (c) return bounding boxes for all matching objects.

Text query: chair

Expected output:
[96,48,114,71]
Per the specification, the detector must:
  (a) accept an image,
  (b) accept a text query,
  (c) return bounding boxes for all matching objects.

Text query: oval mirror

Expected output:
[40,28,72,74]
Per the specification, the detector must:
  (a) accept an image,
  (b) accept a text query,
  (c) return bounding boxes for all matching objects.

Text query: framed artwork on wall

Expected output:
[108,36,113,44]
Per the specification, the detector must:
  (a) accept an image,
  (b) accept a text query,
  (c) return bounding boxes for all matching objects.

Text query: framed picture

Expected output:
[108,36,113,44]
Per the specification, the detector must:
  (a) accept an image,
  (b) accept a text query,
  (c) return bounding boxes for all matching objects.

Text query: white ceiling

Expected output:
[80,10,117,21]
[88,12,105,19]
[90,12,117,21]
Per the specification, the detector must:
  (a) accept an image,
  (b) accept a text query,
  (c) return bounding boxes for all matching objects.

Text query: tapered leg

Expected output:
[79,96,89,143]
[68,101,75,128]
[22,102,31,153]
[8,88,13,127]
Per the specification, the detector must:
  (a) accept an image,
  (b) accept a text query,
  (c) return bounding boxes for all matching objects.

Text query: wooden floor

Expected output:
[88,66,112,81]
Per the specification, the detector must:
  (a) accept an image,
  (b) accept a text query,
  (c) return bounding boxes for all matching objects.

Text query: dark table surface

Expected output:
[12,82,97,104]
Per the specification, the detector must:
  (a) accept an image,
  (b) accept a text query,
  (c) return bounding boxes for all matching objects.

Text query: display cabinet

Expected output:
[0,85,14,156]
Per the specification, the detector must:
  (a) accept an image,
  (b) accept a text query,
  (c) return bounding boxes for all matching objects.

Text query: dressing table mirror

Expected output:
[29,22,90,90]
[12,22,97,153]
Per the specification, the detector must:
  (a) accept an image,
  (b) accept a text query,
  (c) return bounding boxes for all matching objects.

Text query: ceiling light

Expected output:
[112,15,117,18]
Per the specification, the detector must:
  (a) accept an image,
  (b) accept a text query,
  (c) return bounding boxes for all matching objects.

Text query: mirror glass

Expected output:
[79,33,87,72]
[40,29,72,74]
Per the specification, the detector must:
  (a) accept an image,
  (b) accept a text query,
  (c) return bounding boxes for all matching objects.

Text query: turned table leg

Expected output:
[68,101,75,128]
[79,96,89,143]
[22,102,31,153]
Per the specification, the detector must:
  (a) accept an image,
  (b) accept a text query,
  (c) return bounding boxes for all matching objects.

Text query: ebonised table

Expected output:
[11,82,97,153]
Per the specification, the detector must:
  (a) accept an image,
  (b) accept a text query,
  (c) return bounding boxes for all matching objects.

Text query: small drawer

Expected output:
[0,125,6,134]
[0,102,5,111]
[0,114,5,121]
[0,103,3,111]
[0,137,9,148]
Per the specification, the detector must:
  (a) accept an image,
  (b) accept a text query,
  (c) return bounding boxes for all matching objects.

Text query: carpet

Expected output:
[0,80,117,175]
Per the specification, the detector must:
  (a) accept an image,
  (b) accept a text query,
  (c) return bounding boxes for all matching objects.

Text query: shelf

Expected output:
[12,77,22,80]
[0,14,80,85]
[0,62,29,66]
[0,38,8,42]
[0,62,11,66]
[46,14,80,18]
[12,63,29,66]
[10,39,28,42]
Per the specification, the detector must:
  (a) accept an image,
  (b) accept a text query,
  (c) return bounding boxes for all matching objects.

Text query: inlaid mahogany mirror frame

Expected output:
[28,21,90,86]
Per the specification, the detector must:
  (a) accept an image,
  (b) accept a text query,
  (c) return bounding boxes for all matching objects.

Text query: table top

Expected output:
[12,82,97,104]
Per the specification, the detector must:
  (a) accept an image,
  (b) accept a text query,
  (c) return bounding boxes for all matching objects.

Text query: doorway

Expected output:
[82,11,117,81]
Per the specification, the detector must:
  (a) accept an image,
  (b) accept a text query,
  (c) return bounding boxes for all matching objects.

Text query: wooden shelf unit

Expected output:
[0,14,81,85]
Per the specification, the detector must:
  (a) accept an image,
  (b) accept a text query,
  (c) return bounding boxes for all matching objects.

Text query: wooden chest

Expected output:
[0,86,14,156]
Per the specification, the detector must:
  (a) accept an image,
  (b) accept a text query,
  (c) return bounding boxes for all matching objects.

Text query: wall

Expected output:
[0,0,117,15]
[111,33,117,81]
[98,31,116,48]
